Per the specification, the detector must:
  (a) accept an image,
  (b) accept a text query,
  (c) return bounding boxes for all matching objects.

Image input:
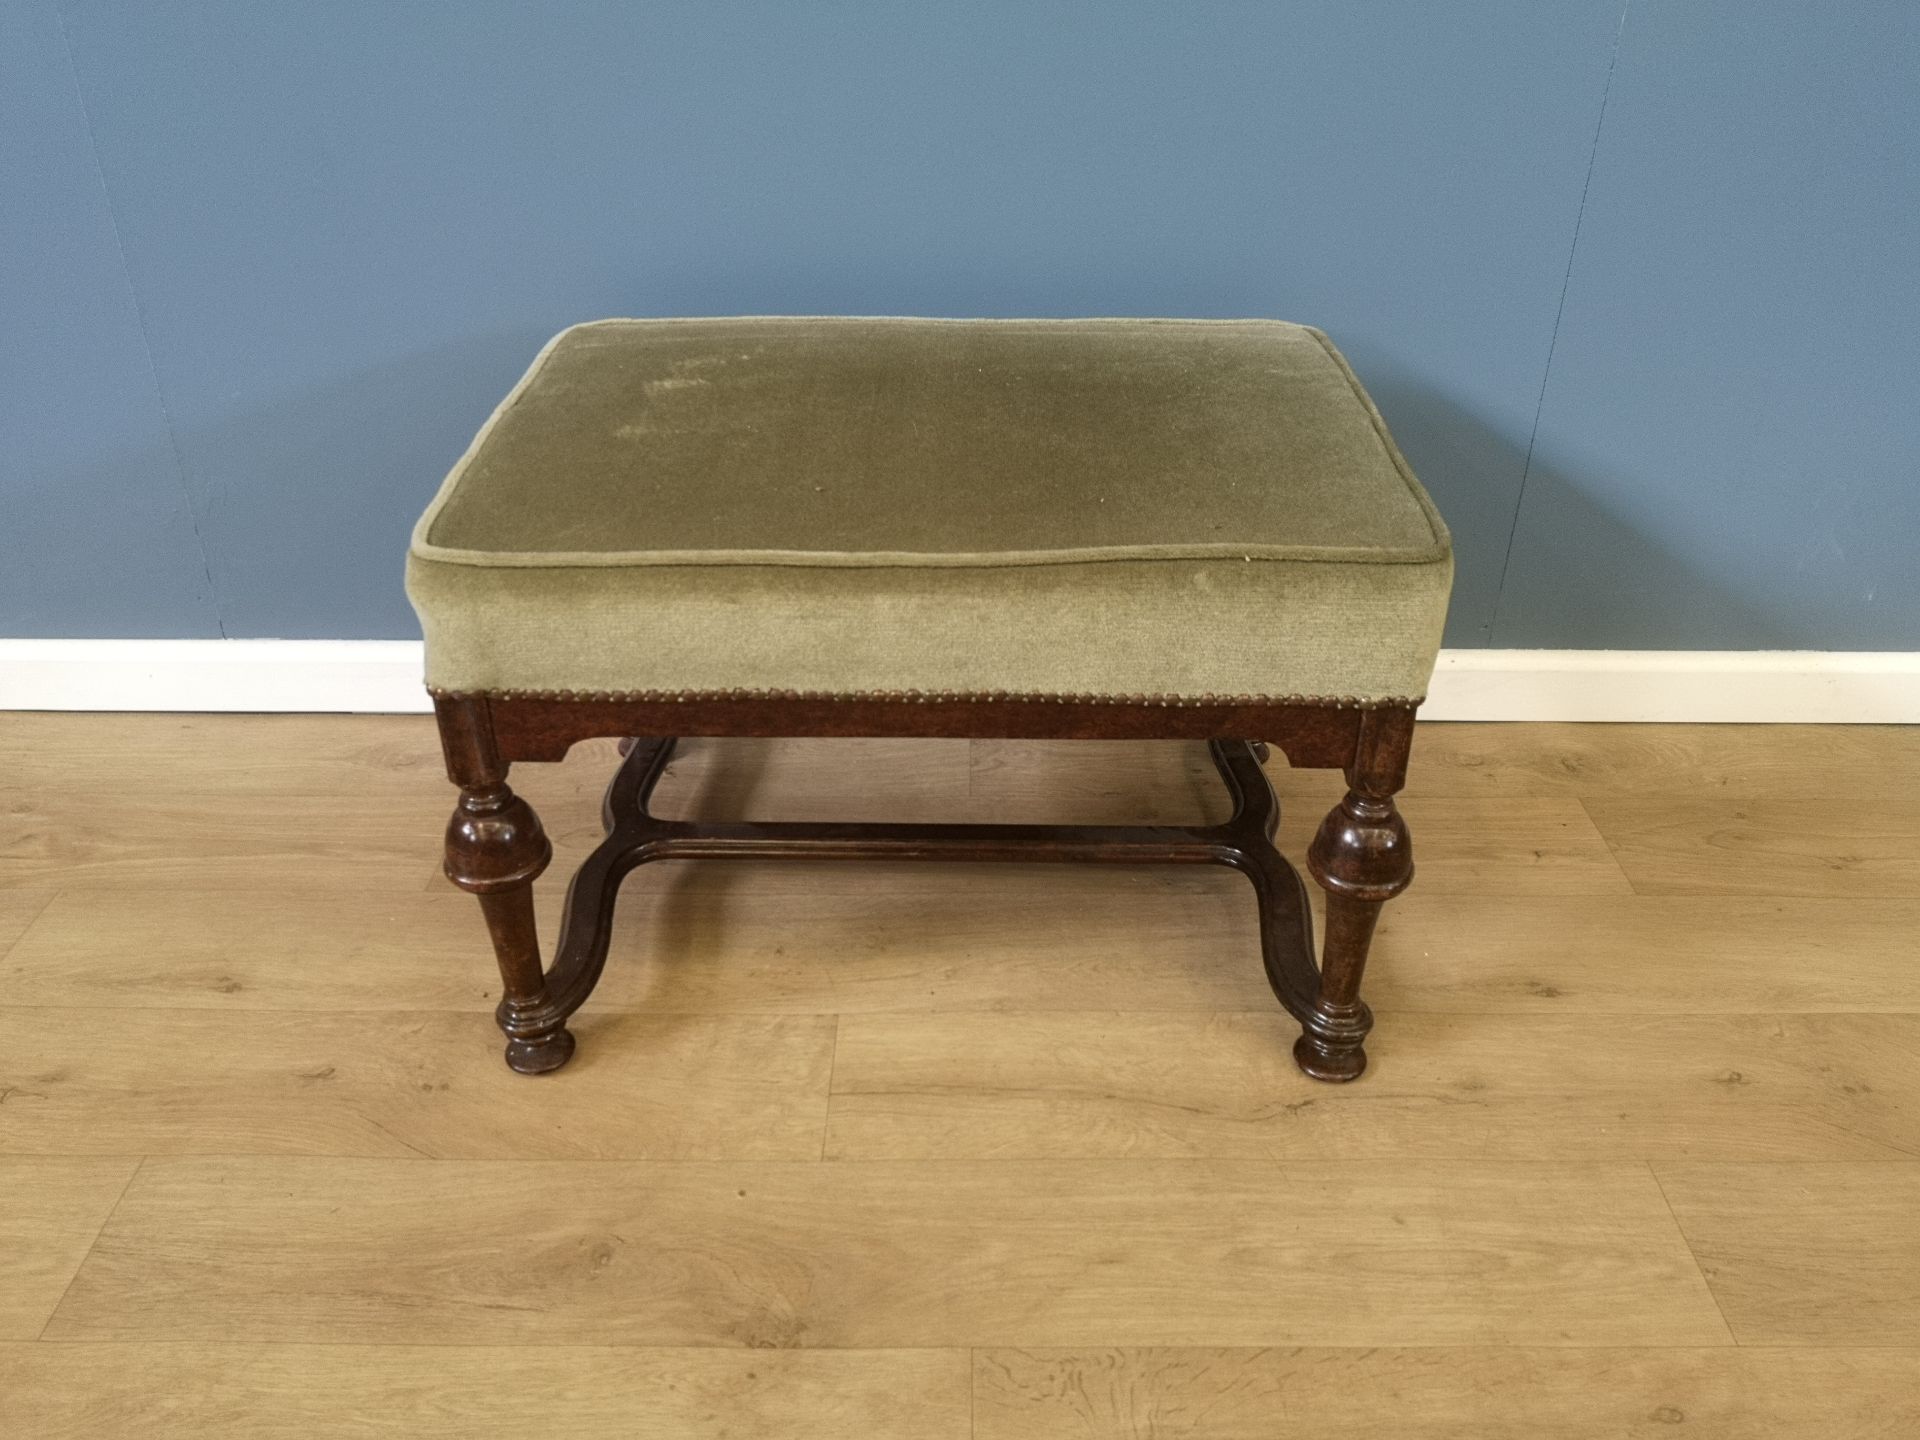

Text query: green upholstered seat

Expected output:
[407,317,1452,704]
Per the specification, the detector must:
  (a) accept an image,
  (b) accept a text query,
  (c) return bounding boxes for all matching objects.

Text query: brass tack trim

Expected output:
[428,685,1421,710]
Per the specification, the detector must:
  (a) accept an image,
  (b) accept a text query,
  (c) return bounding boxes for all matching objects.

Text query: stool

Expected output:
[407,318,1452,1081]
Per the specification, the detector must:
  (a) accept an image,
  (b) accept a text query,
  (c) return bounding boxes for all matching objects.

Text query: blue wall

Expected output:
[5,1,1916,649]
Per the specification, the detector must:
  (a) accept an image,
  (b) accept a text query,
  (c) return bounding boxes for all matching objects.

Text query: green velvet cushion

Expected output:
[407,317,1452,702]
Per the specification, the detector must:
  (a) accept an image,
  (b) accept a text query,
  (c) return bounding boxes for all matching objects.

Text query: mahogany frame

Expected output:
[434,693,1417,1082]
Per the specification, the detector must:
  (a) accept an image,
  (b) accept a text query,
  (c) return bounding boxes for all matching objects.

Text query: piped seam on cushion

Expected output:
[407,545,1452,572]
[411,317,1454,572]
[408,322,578,563]
[1303,326,1451,555]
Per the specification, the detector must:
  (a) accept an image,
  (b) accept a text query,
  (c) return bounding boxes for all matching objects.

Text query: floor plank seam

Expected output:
[1570,795,1643,893]
[820,1015,842,1161]
[19,1337,986,1352]
[24,1338,1920,1351]
[35,1155,145,1341]
[11,1154,1920,1170]
[15,1003,1920,1019]
[38,1338,1914,1360]
[0,889,64,966]
[1645,1159,1741,1347]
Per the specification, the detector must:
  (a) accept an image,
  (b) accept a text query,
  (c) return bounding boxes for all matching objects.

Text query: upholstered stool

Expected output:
[408,317,1452,1080]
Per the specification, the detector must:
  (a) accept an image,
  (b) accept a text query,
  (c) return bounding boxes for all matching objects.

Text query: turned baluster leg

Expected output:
[1295,707,1416,1082]
[434,697,575,1075]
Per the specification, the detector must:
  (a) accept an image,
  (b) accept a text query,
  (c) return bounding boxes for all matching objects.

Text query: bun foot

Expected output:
[504,1026,576,1075]
[1293,1031,1367,1083]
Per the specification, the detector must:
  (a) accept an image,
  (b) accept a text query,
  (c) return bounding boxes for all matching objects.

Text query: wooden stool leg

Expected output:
[435,697,573,1075]
[1295,709,1415,1081]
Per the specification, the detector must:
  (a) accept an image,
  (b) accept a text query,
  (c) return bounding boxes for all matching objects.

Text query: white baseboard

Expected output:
[0,639,1916,723]
[1421,648,1920,723]
[0,640,431,714]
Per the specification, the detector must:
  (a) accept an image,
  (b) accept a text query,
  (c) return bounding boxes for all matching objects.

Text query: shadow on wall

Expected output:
[1492,446,1812,650]
[1364,373,1790,650]
[1360,372,1532,649]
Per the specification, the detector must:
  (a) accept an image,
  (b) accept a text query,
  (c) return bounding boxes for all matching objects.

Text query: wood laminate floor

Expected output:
[2,715,1917,1436]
